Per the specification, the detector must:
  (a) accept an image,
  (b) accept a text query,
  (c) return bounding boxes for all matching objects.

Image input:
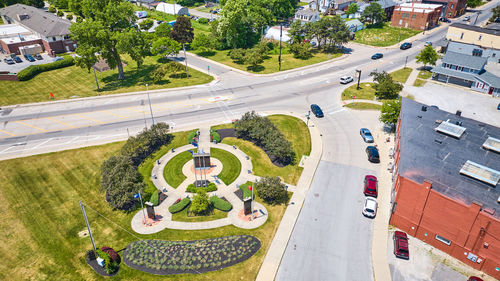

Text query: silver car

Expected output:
[363,197,378,218]
[360,128,374,143]
[340,76,354,84]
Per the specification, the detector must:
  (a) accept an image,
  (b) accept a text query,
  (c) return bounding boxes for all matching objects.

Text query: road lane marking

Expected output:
[0,146,14,153]
[15,120,48,132]
[98,110,128,119]
[73,113,104,124]
[126,107,147,113]
[0,129,16,136]
[328,108,346,115]
[32,138,53,149]
[46,117,76,128]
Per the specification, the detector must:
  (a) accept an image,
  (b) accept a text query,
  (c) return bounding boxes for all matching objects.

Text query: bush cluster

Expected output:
[255,176,288,205]
[96,248,118,274]
[186,182,217,193]
[101,123,172,210]
[198,18,208,24]
[169,198,191,213]
[210,131,221,143]
[150,191,159,206]
[210,196,232,211]
[56,10,64,17]
[17,56,74,81]
[234,111,295,165]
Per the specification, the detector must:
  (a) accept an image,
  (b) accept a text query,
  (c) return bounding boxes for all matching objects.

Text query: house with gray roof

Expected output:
[0,4,76,55]
[294,9,320,23]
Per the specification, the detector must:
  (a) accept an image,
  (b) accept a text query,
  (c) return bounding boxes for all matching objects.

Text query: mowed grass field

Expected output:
[354,23,421,47]
[164,151,194,188]
[220,115,311,185]
[210,147,241,185]
[0,140,288,280]
[0,55,213,106]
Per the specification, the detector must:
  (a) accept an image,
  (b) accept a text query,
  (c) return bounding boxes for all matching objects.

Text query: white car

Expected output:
[363,197,378,218]
[463,15,470,21]
[340,76,354,84]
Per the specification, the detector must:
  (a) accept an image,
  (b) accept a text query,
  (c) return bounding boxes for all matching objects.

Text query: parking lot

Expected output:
[0,52,53,73]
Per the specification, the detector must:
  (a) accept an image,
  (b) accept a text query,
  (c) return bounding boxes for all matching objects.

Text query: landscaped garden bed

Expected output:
[123,235,261,275]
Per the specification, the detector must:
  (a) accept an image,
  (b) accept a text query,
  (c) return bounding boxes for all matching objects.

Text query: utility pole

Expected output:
[473,11,481,25]
[92,67,100,92]
[146,84,155,126]
[356,69,361,90]
[80,201,97,253]
[279,22,283,71]
[404,56,408,68]
[183,43,189,78]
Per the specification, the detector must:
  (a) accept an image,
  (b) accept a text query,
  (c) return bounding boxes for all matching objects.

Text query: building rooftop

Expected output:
[295,9,319,17]
[449,22,500,37]
[396,2,442,13]
[441,51,487,69]
[0,4,71,37]
[398,98,500,218]
[0,23,31,38]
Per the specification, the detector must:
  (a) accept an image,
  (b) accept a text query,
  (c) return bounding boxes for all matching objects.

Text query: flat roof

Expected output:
[398,98,500,218]
[0,24,31,37]
[0,33,40,44]
[450,22,500,37]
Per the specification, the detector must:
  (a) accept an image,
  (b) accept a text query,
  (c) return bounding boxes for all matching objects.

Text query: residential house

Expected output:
[391,98,500,281]
[355,0,397,20]
[331,0,356,11]
[391,3,442,30]
[294,9,321,23]
[416,0,466,18]
[345,19,364,32]
[0,4,76,55]
[446,23,500,63]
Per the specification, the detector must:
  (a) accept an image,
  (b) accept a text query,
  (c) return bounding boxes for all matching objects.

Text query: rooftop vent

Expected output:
[435,120,466,138]
[17,14,29,21]
[421,106,427,111]
[456,110,462,116]
[460,160,500,186]
[483,137,500,153]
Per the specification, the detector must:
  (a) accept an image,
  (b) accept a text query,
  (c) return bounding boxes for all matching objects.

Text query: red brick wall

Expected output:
[0,73,18,81]
[391,6,442,30]
[390,175,500,279]
[42,40,76,56]
[0,39,44,54]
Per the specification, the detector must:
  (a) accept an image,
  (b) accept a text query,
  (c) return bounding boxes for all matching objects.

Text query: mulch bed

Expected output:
[86,256,119,277]
[234,189,244,201]
[216,129,236,141]
[123,235,261,275]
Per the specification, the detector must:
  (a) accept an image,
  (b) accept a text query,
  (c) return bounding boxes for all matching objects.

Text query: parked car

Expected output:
[360,128,374,143]
[340,75,354,84]
[430,105,439,109]
[439,17,451,23]
[424,41,432,46]
[362,197,378,218]
[400,42,412,50]
[497,103,500,110]
[393,231,410,259]
[4,58,15,65]
[366,146,380,163]
[467,277,483,281]
[13,56,22,63]
[24,54,35,62]
[371,53,383,60]
[34,53,43,60]
[310,104,324,118]
[363,175,378,197]
[463,15,470,21]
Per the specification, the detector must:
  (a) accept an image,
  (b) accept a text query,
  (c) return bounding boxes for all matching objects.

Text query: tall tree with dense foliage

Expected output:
[269,0,297,21]
[191,190,210,215]
[170,16,194,77]
[415,45,438,70]
[69,0,148,80]
[346,3,358,16]
[361,2,385,25]
[467,0,482,8]
[288,20,307,44]
[255,176,288,205]
[370,71,403,99]
[380,98,401,127]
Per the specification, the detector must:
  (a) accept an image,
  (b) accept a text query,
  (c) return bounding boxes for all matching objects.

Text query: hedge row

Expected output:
[168,198,191,213]
[210,196,232,211]
[17,56,75,81]
[186,182,217,193]
[210,131,221,143]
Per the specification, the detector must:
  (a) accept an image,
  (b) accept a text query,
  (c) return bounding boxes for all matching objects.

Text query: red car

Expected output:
[467,277,484,281]
[363,175,378,197]
[393,231,409,259]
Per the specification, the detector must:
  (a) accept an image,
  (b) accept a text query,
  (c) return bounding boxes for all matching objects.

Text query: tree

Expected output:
[322,15,350,50]
[361,2,385,25]
[244,48,264,69]
[270,0,297,21]
[139,19,154,31]
[68,0,82,16]
[255,176,288,205]
[380,98,401,127]
[288,20,307,44]
[150,62,184,83]
[467,0,482,8]
[154,22,173,38]
[229,48,246,64]
[370,71,403,99]
[69,0,148,80]
[151,37,181,57]
[290,42,312,59]
[170,16,194,78]
[489,5,500,23]
[191,33,218,52]
[415,45,438,70]
[191,190,210,215]
[346,3,358,16]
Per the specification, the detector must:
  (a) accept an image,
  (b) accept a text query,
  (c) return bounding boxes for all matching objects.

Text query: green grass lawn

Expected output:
[138,129,197,194]
[210,147,241,185]
[342,82,377,101]
[172,205,228,222]
[0,140,289,280]
[219,114,311,185]
[354,23,421,47]
[391,67,413,83]
[0,55,213,106]
[163,150,193,188]
[413,79,427,87]
[344,102,382,110]
[418,70,433,79]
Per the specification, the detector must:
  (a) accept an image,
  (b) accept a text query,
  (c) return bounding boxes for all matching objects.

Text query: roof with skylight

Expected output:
[435,120,466,138]
[483,137,500,153]
[460,160,500,186]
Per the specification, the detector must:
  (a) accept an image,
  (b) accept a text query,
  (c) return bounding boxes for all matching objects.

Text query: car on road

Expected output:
[439,17,451,23]
[34,53,43,60]
[424,41,432,46]
[340,75,354,84]
[310,104,324,118]
[366,146,380,163]
[400,42,412,50]
[4,58,15,65]
[360,128,374,143]
[24,54,36,62]
[371,53,383,60]
[497,103,500,110]
[393,231,410,259]
[13,56,22,63]
[463,15,470,21]
[362,197,378,218]
[467,277,483,281]
[363,175,378,197]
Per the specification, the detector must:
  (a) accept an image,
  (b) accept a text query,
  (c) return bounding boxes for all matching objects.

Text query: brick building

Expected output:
[390,98,500,280]
[391,2,442,30]
[0,4,76,55]
[417,0,467,18]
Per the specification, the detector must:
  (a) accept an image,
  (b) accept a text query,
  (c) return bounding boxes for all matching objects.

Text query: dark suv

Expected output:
[365,146,380,163]
[393,231,409,259]
[400,42,412,50]
[310,104,324,118]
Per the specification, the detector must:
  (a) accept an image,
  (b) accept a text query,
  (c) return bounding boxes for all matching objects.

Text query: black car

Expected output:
[400,42,412,50]
[34,53,43,60]
[310,104,324,118]
[371,53,383,60]
[439,17,451,23]
[366,146,380,163]
[13,56,22,63]
[4,58,15,65]
[24,54,36,62]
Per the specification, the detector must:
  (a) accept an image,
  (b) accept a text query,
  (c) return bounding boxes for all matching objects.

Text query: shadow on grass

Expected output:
[100,66,155,92]
[196,50,216,57]
[247,65,265,72]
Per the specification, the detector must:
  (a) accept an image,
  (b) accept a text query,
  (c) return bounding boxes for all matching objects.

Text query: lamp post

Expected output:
[279,22,283,71]
[473,11,481,26]
[404,56,408,69]
[306,111,311,127]
[355,69,361,90]
[146,84,155,126]
[92,67,100,92]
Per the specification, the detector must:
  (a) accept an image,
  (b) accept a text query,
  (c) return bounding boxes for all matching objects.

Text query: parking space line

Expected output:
[73,113,104,124]
[98,110,128,119]
[15,120,48,132]
[46,117,76,128]
[0,129,16,136]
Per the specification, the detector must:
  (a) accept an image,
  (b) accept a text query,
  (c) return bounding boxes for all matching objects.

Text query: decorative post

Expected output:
[356,69,361,90]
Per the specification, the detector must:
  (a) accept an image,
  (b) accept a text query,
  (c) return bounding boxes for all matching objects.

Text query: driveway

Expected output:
[0,53,53,73]
[404,82,500,127]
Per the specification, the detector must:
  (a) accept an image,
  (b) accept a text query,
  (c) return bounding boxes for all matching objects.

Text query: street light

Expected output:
[473,11,481,25]
[145,84,155,126]
[355,69,361,90]
[279,22,283,71]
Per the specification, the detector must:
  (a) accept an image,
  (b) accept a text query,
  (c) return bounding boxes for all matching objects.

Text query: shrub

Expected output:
[198,17,208,24]
[96,248,118,274]
[211,131,221,143]
[191,190,210,215]
[120,123,172,166]
[168,198,191,213]
[76,16,83,23]
[290,42,312,59]
[186,182,217,193]
[57,10,64,17]
[17,56,74,81]
[187,131,198,144]
[66,14,73,20]
[210,196,232,211]
[48,5,56,13]
[150,191,159,206]
[229,48,246,64]
[255,176,288,205]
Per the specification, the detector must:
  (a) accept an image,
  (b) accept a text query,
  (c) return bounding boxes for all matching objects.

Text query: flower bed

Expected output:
[123,235,261,275]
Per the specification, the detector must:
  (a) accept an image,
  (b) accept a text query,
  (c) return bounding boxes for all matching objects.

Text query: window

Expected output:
[460,33,464,39]
[52,37,56,41]
[412,14,416,19]
[435,234,451,245]
[450,4,454,9]
[472,49,483,57]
